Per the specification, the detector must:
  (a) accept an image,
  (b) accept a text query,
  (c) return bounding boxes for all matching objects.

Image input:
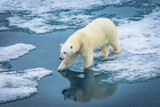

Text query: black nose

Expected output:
[59,57,63,60]
[62,89,67,94]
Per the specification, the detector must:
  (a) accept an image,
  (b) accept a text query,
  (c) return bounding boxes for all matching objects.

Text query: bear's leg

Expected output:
[110,40,121,53]
[99,44,109,58]
[82,49,93,69]
[58,60,67,71]
[58,52,79,71]
[65,52,79,67]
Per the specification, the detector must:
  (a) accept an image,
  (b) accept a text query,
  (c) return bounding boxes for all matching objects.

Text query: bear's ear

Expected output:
[60,43,63,47]
[70,45,73,49]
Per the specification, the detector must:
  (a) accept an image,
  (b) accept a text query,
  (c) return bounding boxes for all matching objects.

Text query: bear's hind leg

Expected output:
[110,41,121,53]
[99,44,109,58]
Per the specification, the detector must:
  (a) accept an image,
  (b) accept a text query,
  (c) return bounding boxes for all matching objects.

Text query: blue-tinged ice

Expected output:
[92,8,160,83]
[0,68,52,103]
[0,43,35,62]
[0,0,131,33]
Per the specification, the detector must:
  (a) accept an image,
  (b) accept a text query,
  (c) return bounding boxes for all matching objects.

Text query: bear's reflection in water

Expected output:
[59,69,118,103]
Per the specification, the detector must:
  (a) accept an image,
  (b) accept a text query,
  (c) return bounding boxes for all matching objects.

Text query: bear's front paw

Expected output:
[57,64,66,71]
[58,66,65,71]
[57,67,63,71]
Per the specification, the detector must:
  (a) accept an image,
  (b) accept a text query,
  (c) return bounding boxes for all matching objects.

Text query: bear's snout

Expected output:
[62,89,67,94]
[59,57,63,60]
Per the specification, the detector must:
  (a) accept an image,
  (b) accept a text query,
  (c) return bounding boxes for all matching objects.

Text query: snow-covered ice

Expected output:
[92,8,160,83]
[0,43,35,62]
[0,68,52,103]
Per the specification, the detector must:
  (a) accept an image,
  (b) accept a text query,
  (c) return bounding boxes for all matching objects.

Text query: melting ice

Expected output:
[0,43,35,62]
[0,43,35,71]
[92,9,160,83]
[0,44,53,103]
[0,0,131,33]
[0,68,52,103]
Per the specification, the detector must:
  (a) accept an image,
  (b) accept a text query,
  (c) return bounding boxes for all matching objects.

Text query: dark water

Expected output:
[0,0,160,106]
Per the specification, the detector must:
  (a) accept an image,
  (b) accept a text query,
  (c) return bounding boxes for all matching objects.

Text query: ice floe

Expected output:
[92,8,160,83]
[0,68,52,103]
[0,43,53,104]
[0,43,35,62]
[0,0,131,33]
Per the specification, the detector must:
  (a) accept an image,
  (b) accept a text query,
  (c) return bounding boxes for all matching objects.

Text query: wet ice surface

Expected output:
[0,43,35,71]
[0,0,132,33]
[0,26,8,30]
[92,9,160,83]
[0,43,35,62]
[0,68,52,104]
[0,44,53,103]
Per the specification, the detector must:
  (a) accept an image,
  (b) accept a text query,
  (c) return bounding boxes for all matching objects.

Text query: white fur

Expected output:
[58,18,121,71]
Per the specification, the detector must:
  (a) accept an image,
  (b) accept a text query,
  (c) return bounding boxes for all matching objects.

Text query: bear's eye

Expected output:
[63,52,66,54]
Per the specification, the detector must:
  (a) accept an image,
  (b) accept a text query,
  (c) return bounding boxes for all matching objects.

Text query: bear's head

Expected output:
[62,88,91,102]
[59,43,74,60]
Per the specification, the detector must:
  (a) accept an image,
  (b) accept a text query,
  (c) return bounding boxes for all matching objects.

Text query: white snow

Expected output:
[0,68,52,103]
[0,26,8,30]
[0,43,53,104]
[0,43,35,62]
[92,8,160,83]
[0,0,131,33]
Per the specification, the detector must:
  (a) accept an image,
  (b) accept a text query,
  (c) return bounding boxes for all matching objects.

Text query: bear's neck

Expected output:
[66,32,81,53]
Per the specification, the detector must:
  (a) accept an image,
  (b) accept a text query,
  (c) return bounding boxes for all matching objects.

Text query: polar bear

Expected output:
[58,18,121,71]
[59,69,118,102]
